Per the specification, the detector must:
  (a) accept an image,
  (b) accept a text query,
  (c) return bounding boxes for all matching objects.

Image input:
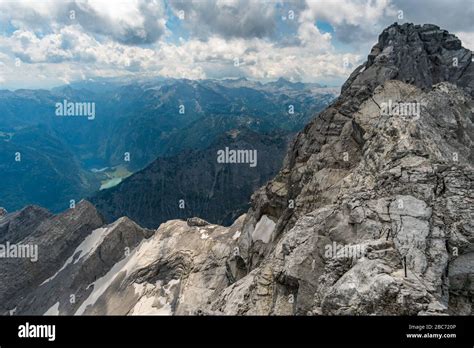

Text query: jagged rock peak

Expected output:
[342,22,473,95]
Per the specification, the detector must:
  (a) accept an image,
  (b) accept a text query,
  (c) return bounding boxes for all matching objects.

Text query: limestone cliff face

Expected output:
[228,23,474,315]
[243,23,473,243]
[225,80,472,315]
[1,23,473,316]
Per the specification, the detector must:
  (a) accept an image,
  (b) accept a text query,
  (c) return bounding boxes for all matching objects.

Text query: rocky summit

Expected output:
[1,23,472,316]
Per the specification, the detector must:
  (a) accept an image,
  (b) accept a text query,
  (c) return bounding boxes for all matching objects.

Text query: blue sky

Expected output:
[0,0,472,90]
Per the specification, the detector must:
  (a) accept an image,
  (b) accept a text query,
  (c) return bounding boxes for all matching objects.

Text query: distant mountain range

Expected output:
[0,78,337,213]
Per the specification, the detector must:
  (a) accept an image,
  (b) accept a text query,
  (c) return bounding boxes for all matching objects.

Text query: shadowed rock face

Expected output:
[1,23,473,316]
[342,23,474,95]
[0,200,105,313]
[0,205,52,244]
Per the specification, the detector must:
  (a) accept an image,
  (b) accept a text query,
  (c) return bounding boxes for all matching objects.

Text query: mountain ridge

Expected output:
[1,23,473,316]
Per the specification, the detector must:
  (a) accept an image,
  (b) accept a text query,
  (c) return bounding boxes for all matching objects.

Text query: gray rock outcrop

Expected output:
[219,23,474,315]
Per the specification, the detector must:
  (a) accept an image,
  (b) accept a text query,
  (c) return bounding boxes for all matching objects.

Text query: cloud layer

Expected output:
[0,0,472,89]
